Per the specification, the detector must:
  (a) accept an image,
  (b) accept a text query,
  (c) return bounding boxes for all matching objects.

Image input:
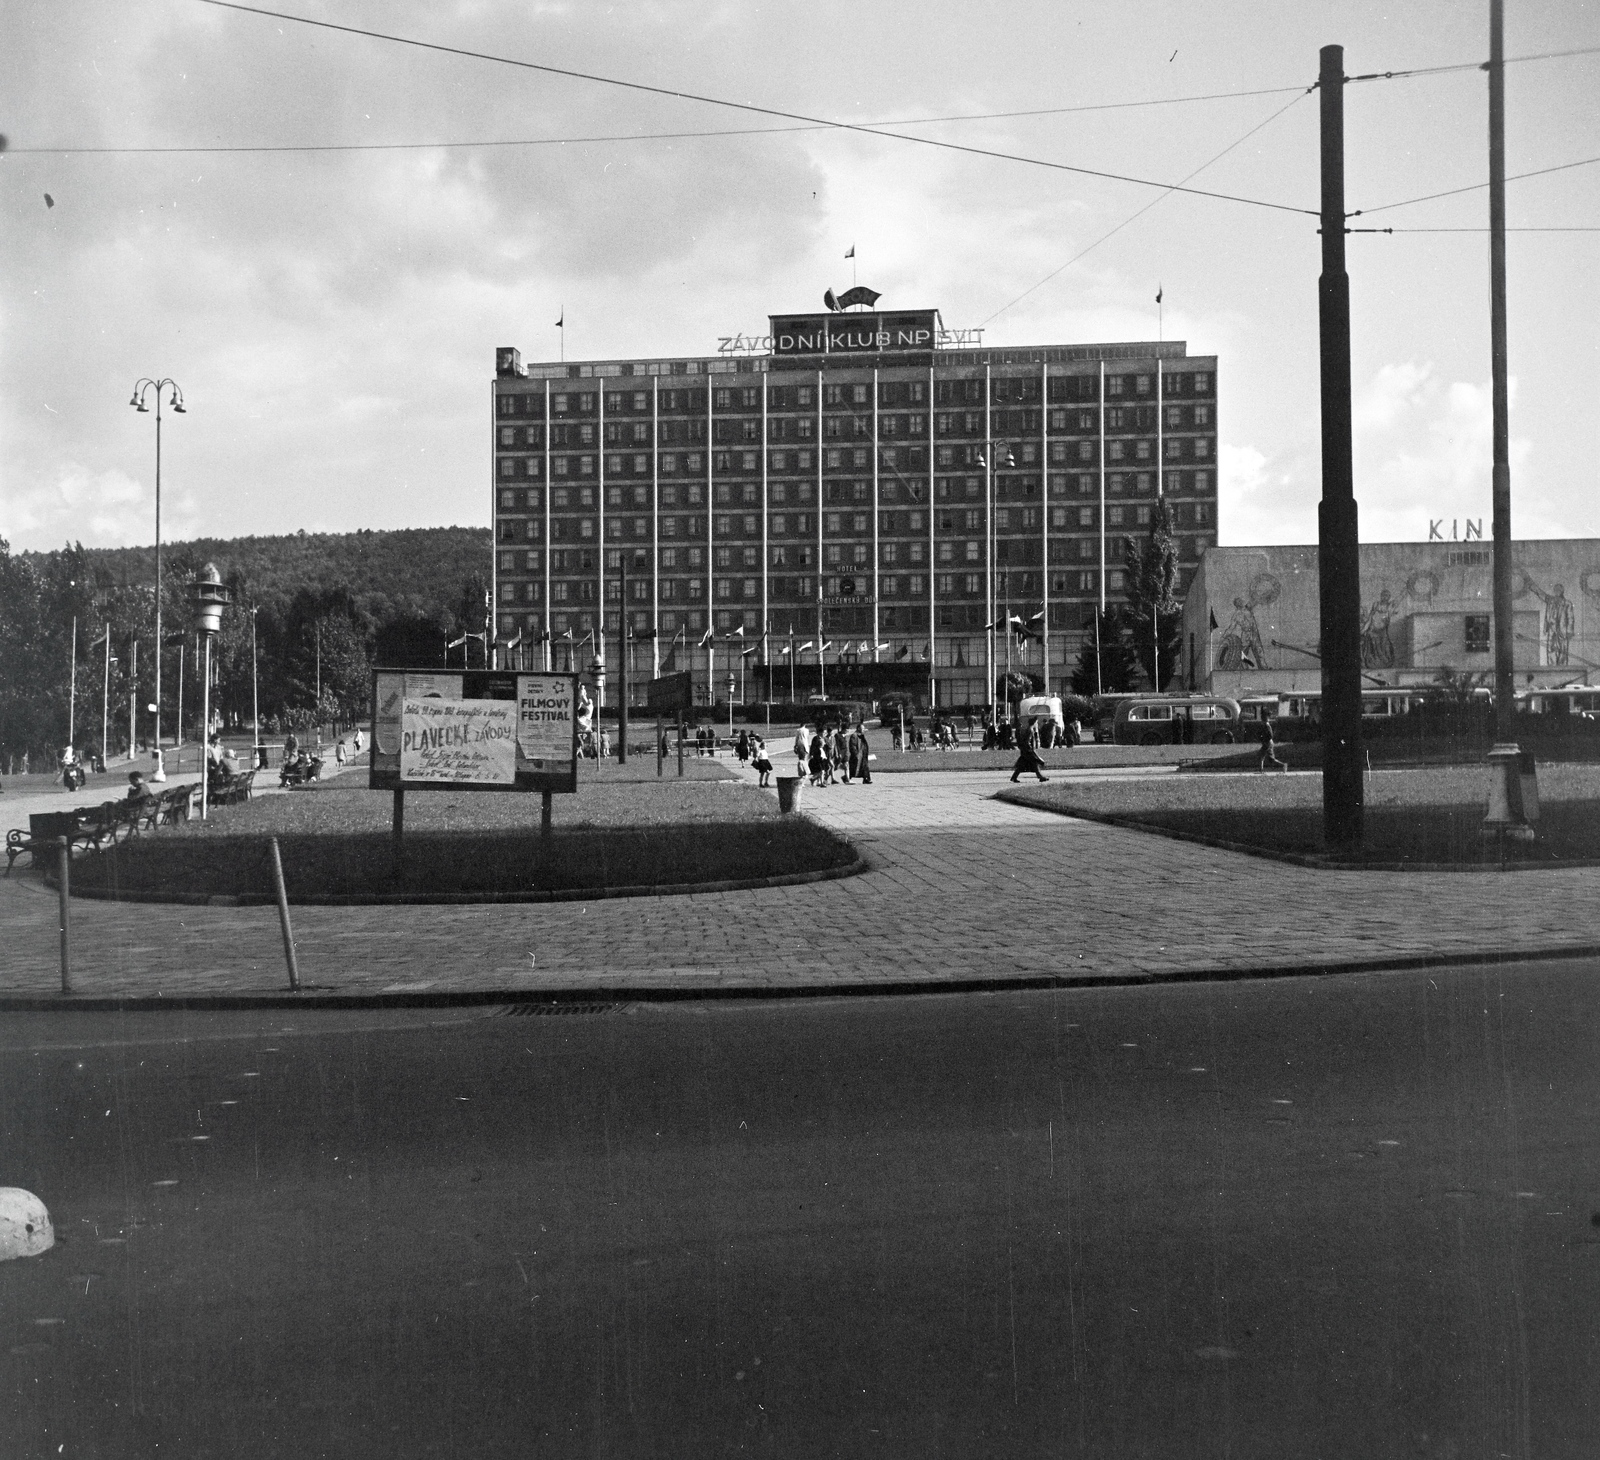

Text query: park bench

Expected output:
[207,767,257,807]
[4,782,197,873]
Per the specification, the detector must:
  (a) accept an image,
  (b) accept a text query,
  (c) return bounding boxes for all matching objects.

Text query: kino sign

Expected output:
[768,310,939,357]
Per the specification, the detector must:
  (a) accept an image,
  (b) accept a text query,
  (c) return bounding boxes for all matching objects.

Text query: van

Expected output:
[1017,695,1067,747]
[1111,695,1243,745]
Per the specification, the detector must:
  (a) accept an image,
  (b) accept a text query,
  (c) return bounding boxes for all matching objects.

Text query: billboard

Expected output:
[370,669,579,793]
[768,310,938,358]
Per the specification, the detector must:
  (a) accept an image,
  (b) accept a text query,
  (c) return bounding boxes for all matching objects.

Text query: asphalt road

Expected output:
[3,962,1599,1459]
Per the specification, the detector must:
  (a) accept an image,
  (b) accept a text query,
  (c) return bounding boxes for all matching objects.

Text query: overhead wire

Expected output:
[981,86,1315,326]
[1353,154,1600,217]
[191,0,1316,216]
[4,84,1314,156]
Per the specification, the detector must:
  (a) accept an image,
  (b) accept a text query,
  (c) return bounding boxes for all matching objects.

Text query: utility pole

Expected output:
[1488,0,1516,741]
[1317,43,1364,847]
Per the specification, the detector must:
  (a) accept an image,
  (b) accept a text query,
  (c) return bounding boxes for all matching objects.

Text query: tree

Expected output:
[1071,606,1139,696]
[1123,500,1184,690]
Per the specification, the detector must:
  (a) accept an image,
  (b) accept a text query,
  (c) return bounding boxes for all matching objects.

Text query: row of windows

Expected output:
[493,371,1215,418]
[496,403,1212,451]
[497,435,1214,481]
[496,470,1215,516]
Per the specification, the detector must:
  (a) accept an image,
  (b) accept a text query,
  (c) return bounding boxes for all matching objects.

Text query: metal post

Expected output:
[1318,43,1364,847]
[101,630,110,769]
[268,837,301,991]
[656,713,664,777]
[251,607,261,769]
[618,556,629,765]
[540,789,552,839]
[129,639,138,763]
[1489,0,1516,742]
[677,712,685,777]
[392,787,404,879]
[200,634,212,820]
[68,614,77,748]
[56,838,71,995]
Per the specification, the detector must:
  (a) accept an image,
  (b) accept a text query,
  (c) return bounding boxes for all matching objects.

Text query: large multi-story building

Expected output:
[491,304,1218,708]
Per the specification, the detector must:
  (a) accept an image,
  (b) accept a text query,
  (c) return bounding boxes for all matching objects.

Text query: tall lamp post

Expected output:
[190,563,231,820]
[129,378,185,776]
[978,441,1015,726]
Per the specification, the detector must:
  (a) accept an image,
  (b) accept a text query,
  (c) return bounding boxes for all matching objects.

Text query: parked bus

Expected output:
[1111,695,1243,745]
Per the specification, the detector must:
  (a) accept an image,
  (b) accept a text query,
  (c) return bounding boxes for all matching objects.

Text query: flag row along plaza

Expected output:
[489,296,1219,711]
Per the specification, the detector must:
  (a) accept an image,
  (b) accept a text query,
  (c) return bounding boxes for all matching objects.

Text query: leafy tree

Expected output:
[1071,606,1139,696]
[1122,500,1184,690]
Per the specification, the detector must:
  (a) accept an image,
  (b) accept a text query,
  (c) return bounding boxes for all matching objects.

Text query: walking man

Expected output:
[1257,713,1288,772]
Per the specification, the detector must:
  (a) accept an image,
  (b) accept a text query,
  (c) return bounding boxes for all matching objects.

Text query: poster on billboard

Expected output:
[370,669,579,792]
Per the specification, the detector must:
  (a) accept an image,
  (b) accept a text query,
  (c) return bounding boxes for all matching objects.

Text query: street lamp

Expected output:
[130,377,185,776]
[189,562,230,820]
[978,441,1016,726]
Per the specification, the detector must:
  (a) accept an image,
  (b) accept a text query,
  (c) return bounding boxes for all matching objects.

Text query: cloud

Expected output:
[1353,361,1536,542]
[5,461,199,547]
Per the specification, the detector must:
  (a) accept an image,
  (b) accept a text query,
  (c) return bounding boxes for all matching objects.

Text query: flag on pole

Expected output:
[894,646,910,661]
[1208,608,1219,631]
[555,310,564,328]
[798,641,814,653]
[699,628,714,647]
[446,634,468,650]
[731,624,745,637]
[874,642,890,652]
[1156,284,1163,305]
[845,245,855,259]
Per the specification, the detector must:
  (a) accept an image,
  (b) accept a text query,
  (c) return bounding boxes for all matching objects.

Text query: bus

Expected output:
[1110,695,1244,745]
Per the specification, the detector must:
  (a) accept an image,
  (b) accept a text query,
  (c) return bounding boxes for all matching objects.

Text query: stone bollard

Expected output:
[1483,743,1537,841]
[0,1188,54,1261]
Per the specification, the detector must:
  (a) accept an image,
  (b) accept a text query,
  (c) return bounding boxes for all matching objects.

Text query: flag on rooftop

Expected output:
[845,245,855,259]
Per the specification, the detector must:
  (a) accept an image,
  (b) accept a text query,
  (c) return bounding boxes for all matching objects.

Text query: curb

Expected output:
[993,790,1600,873]
[2,940,1599,1013]
[47,853,871,907]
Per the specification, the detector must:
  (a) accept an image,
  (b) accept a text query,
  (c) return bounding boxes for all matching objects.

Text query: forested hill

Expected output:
[26,526,491,624]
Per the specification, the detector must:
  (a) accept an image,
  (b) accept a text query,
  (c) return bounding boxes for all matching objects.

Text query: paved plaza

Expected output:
[0,757,1595,1003]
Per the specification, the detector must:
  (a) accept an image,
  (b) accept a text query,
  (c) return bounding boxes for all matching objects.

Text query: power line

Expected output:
[3,83,1315,156]
[1346,43,1600,82]
[193,0,1317,216]
[1377,226,1600,233]
[981,87,1314,327]
[1354,154,1600,217]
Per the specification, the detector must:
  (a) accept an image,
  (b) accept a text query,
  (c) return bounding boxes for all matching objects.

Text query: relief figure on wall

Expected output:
[1361,588,1399,669]
[1218,597,1267,670]
[1526,579,1575,666]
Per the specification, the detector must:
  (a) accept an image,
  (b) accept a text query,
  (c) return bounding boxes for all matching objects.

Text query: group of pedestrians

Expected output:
[733,730,776,786]
[792,722,873,787]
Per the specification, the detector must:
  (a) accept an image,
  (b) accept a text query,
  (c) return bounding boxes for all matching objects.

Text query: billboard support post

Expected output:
[391,787,404,881]
[541,789,552,839]
[656,714,664,778]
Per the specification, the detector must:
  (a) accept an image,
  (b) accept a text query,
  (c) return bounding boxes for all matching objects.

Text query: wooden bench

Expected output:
[5,782,198,873]
[207,768,257,807]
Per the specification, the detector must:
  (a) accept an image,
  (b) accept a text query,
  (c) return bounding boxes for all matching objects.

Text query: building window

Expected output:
[1465,614,1491,654]
[965,574,981,594]
[965,541,980,562]
[1109,569,1125,590]
[743,578,758,598]
[909,575,925,595]
[882,542,898,564]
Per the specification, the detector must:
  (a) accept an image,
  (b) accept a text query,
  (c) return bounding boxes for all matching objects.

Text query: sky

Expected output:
[3,0,1597,556]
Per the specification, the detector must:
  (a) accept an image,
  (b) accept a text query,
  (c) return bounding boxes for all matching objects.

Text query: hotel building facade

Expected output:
[491,305,1218,708]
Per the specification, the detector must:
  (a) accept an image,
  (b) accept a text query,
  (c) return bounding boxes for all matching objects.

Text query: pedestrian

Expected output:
[125,770,153,804]
[857,724,873,784]
[736,730,750,766]
[831,725,847,783]
[846,728,861,782]
[808,730,828,786]
[752,734,774,787]
[1010,736,1049,783]
[353,728,364,755]
[1257,714,1288,772]
[794,723,811,778]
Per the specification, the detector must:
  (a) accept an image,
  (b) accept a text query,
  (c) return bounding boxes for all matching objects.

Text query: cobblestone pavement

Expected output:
[1,759,1595,1002]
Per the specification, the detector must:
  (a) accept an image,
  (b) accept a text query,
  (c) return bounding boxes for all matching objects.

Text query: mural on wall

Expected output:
[1216,572,1280,670]
[1524,577,1575,665]
[1360,588,1401,669]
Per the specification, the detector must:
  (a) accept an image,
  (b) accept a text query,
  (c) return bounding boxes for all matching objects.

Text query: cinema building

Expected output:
[491,304,1218,708]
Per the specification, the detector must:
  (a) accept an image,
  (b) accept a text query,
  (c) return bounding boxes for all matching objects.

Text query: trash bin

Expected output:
[775,776,804,814]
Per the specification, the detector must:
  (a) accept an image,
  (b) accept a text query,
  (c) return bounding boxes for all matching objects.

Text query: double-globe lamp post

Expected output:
[190,563,231,820]
[129,378,185,774]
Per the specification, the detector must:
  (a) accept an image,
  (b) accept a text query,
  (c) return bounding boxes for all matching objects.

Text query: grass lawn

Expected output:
[867,743,1245,773]
[69,764,856,901]
[1000,763,1600,866]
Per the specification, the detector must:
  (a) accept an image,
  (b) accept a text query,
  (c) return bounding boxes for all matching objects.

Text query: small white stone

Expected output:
[0,1189,54,1261]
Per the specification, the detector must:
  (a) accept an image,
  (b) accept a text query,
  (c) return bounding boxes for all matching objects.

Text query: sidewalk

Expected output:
[1,757,1594,1004]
